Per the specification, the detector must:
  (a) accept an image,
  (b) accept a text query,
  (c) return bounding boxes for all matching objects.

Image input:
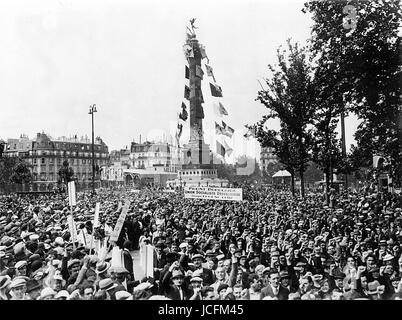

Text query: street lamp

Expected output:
[89,104,97,196]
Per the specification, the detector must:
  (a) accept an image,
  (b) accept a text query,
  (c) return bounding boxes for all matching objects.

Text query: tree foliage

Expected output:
[0,157,32,185]
[10,159,32,184]
[248,40,316,197]
[304,0,402,186]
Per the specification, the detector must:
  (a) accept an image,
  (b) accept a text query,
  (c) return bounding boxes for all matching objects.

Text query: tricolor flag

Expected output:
[185,65,190,79]
[215,122,224,135]
[221,121,234,138]
[210,83,223,97]
[179,102,188,121]
[216,141,226,157]
[199,44,208,60]
[184,85,191,100]
[213,102,228,117]
[244,127,257,139]
[183,44,194,59]
[205,64,214,77]
[222,140,233,157]
[196,65,204,79]
[176,123,183,145]
[199,88,204,104]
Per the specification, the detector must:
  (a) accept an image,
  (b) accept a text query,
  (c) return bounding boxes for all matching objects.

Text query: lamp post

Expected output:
[89,104,97,196]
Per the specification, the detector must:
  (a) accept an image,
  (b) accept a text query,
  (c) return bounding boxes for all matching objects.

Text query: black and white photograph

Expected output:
[0,0,401,313]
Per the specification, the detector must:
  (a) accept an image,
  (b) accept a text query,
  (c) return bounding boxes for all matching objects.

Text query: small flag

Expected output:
[185,65,189,79]
[184,85,191,100]
[210,82,223,97]
[177,123,183,138]
[198,88,204,104]
[244,127,257,139]
[195,105,204,119]
[215,122,224,135]
[214,102,228,117]
[179,103,188,121]
[196,65,204,79]
[200,44,208,60]
[221,121,233,138]
[223,140,233,157]
[183,44,194,59]
[205,64,214,77]
[216,141,226,157]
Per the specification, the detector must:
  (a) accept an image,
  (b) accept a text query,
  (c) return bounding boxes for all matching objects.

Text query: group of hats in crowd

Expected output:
[0,185,401,300]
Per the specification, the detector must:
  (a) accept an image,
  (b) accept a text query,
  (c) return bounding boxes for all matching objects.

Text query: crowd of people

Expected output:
[0,184,401,300]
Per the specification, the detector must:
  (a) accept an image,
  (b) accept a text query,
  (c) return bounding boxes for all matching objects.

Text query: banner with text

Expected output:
[184,186,243,201]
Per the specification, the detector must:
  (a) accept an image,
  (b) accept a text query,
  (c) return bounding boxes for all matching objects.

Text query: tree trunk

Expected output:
[300,167,305,198]
[325,166,330,206]
[291,172,295,196]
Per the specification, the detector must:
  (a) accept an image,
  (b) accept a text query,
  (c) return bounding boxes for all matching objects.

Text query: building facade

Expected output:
[4,133,109,188]
[260,146,278,171]
[100,149,129,185]
[130,141,181,173]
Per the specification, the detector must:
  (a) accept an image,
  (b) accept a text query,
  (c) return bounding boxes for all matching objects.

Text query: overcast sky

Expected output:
[0,0,359,160]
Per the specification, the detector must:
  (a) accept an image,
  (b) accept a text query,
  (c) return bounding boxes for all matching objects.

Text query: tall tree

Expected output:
[304,0,402,188]
[10,158,32,184]
[0,157,17,186]
[249,40,316,197]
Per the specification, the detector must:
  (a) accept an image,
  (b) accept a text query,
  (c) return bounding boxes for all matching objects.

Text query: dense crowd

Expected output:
[0,184,401,300]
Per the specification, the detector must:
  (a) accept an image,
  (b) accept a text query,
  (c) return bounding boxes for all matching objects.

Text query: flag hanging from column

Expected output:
[196,65,204,79]
[179,103,188,121]
[185,65,189,79]
[214,102,228,117]
[221,121,234,138]
[183,44,194,59]
[216,141,226,157]
[210,83,223,97]
[215,122,224,135]
[205,64,216,82]
[177,123,183,138]
[223,140,233,157]
[200,44,208,60]
[184,85,191,100]
[244,127,257,139]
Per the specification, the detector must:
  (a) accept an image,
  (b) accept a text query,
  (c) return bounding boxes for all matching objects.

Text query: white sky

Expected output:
[0,0,359,161]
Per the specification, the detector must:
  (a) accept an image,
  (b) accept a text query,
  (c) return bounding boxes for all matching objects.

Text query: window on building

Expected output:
[33,158,37,164]
[41,158,45,164]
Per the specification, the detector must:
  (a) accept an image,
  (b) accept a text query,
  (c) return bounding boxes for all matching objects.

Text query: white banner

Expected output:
[184,186,243,201]
[67,181,76,207]
[109,200,130,243]
[163,189,175,193]
[67,215,78,244]
[93,202,100,228]
[145,245,154,277]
